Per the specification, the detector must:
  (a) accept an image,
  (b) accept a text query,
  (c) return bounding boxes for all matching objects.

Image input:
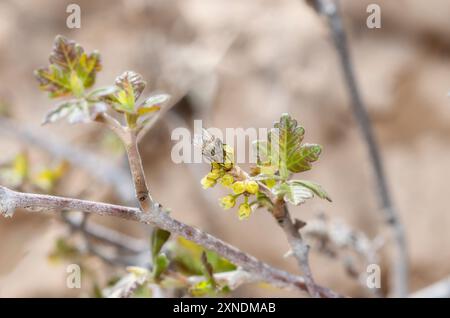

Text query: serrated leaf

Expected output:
[49,35,84,71]
[289,180,331,202]
[151,228,171,259]
[268,113,305,179]
[107,71,146,114]
[272,182,313,206]
[35,35,101,98]
[42,99,106,125]
[288,143,322,173]
[35,65,71,98]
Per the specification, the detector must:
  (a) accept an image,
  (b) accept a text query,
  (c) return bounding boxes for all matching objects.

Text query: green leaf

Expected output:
[189,280,216,297]
[107,71,146,114]
[289,180,331,202]
[152,253,169,280]
[49,35,83,71]
[171,237,236,276]
[288,143,322,173]
[86,86,118,101]
[42,99,106,125]
[35,35,101,98]
[151,228,171,259]
[138,94,170,113]
[35,65,71,98]
[268,113,305,179]
[272,182,313,206]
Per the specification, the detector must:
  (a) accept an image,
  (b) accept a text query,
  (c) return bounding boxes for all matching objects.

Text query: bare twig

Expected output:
[273,201,320,298]
[62,212,147,254]
[306,0,408,296]
[0,185,340,298]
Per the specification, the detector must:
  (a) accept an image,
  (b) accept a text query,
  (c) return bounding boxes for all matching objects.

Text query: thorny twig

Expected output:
[306,0,408,296]
[0,185,340,298]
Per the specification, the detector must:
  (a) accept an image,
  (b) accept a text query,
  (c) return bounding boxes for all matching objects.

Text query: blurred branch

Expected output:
[0,185,340,298]
[410,276,450,298]
[306,0,408,296]
[304,214,384,296]
[62,212,147,254]
[0,116,134,203]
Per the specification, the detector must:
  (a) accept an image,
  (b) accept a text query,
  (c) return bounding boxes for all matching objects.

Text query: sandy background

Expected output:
[0,0,449,297]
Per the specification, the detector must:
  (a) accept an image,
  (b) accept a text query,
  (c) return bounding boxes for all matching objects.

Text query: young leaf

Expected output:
[288,143,322,173]
[268,113,305,179]
[106,71,146,114]
[151,228,171,259]
[152,253,169,280]
[35,65,71,98]
[49,35,83,71]
[42,99,106,125]
[289,180,332,202]
[35,35,101,98]
[272,182,314,206]
[86,86,118,101]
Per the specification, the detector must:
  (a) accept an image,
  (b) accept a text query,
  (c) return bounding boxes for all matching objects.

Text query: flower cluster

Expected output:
[201,160,260,220]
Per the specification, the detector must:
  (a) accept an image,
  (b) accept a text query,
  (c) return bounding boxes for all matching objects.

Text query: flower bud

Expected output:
[219,195,236,210]
[232,181,246,195]
[245,181,259,194]
[220,174,234,187]
[238,203,251,220]
[201,176,216,189]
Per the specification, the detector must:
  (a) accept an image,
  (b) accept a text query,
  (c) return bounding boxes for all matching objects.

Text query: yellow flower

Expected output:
[245,181,259,194]
[207,169,221,180]
[232,181,246,194]
[219,195,236,210]
[220,174,234,187]
[238,203,251,220]
[201,176,216,189]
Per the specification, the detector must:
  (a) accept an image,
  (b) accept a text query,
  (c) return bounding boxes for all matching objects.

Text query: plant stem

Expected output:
[273,199,321,298]
[0,185,340,298]
[124,132,152,212]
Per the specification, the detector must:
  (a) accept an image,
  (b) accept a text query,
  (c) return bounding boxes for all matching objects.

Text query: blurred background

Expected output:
[0,0,449,297]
